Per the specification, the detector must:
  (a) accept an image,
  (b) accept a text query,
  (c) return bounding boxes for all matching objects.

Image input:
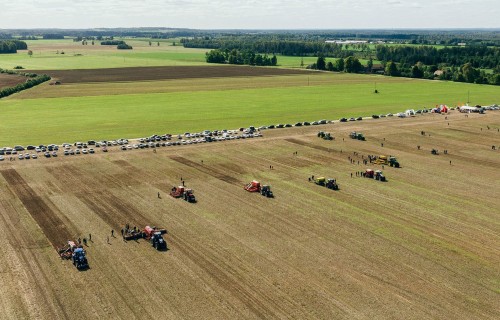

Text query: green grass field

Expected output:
[1,73,498,146]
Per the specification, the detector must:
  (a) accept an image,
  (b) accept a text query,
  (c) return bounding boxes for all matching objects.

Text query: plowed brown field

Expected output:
[0,73,26,90]
[28,65,309,83]
[0,112,499,319]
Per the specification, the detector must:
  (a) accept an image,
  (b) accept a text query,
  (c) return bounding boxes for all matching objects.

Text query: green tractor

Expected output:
[318,132,333,140]
[388,156,400,168]
[349,131,365,141]
[314,177,339,190]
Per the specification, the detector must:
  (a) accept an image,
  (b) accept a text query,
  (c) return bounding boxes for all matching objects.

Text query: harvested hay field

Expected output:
[0,73,26,90]
[28,65,310,83]
[0,112,499,319]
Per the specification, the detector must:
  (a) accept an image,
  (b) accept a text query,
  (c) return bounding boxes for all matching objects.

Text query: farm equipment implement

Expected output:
[123,225,168,251]
[170,186,196,203]
[365,169,386,182]
[245,180,274,197]
[313,177,339,190]
[58,240,89,270]
[374,155,400,168]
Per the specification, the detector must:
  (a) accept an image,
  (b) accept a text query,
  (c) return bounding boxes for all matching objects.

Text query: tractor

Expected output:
[183,189,196,202]
[58,241,89,270]
[260,185,274,197]
[143,226,167,251]
[72,247,89,270]
[374,170,386,182]
[318,132,333,140]
[388,156,400,168]
[314,177,339,190]
[375,155,400,168]
[326,178,339,190]
[349,132,365,141]
[244,180,261,192]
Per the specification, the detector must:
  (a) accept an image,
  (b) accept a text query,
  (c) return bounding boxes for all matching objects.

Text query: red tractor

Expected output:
[244,180,261,192]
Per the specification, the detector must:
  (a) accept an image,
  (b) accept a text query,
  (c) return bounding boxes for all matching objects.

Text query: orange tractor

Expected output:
[170,186,196,202]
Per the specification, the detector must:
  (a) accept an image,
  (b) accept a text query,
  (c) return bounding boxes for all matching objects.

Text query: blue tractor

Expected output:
[72,247,89,270]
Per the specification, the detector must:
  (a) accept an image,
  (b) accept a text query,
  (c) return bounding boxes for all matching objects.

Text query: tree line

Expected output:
[206,49,277,66]
[184,37,356,58]
[0,40,28,53]
[376,45,500,69]
[0,69,51,99]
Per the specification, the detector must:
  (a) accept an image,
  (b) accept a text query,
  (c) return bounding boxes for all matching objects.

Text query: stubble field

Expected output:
[0,111,499,319]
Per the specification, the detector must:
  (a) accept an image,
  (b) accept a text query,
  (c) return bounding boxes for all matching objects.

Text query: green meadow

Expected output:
[1,74,498,146]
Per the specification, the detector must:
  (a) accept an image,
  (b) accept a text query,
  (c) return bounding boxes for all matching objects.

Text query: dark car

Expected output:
[339,118,348,122]
[303,121,311,126]
[372,115,380,119]
[356,116,363,121]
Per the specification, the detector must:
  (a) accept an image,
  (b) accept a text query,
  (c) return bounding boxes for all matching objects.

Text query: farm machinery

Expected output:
[374,155,400,168]
[260,185,274,197]
[123,225,168,251]
[170,186,196,203]
[58,240,89,270]
[317,131,334,140]
[314,177,339,190]
[365,169,386,182]
[245,180,274,197]
[349,132,366,141]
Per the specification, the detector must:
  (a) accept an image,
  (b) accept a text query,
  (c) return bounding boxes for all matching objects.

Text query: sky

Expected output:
[0,0,499,29]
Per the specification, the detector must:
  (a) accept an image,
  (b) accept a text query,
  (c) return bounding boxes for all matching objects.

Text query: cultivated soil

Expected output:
[0,73,27,90]
[0,112,499,319]
[27,65,310,84]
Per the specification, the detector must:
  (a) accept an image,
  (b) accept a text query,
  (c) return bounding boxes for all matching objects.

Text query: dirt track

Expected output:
[0,112,499,319]
[27,65,310,83]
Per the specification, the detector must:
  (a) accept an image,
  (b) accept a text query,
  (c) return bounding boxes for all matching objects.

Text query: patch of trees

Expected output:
[308,56,363,74]
[376,45,500,69]
[184,37,355,58]
[101,40,125,45]
[43,34,65,39]
[205,49,277,66]
[117,43,133,50]
[0,70,50,99]
[0,40,27,53]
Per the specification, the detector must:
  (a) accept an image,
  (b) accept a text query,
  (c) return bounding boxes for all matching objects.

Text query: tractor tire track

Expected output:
[1,169,72,249]
[0,199,69,319]
[170,155,243,185]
